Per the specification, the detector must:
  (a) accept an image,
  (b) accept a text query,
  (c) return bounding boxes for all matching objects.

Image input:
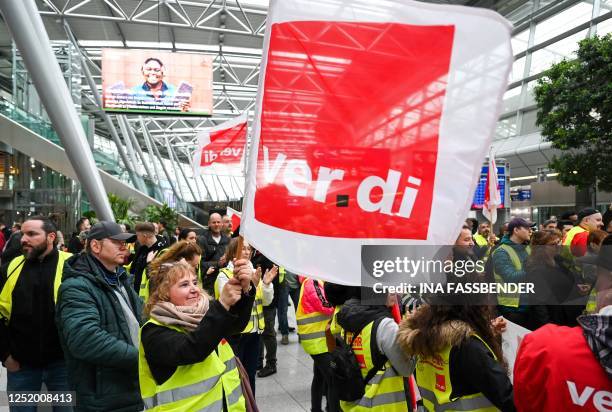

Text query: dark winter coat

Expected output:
[55,253,144,412]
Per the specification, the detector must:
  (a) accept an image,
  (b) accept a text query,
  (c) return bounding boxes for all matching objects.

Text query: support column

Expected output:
[0,0,113,220]
[116,116,147,192]
[215,175,230,201]
[143,125,181,204]
[164,135,187,201]
[123,117,163,200]
[168,143,198,201]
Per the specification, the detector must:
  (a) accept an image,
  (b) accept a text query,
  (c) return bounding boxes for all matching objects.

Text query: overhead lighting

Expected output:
[80,40,124,47]
[125,41,173,49]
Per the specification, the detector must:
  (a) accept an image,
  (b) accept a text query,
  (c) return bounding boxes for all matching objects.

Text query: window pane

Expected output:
[511,56,526,82]
[533,2,593,45]
[520,109,540,135]
[502,86,522,113]
[524,80,539,107]
[512,30,530,55]
[495,116,518,140]
[595,16,612,36]
[529,29,588,76]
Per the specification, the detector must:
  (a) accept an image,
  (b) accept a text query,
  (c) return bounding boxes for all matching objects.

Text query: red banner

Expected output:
[253,22,454,239]
[193,114,247,176]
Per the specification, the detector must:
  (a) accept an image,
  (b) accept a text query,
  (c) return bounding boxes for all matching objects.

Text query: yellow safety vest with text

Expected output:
[416,334,499,411]
[340,321,409,412]
[296,279,332,355]
[492,244,524,308]
[139,318,245,412]
[0,251,72,321]
[214,268,265,333]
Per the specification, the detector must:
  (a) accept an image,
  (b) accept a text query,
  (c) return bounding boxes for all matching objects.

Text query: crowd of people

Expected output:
[0,204,610,411]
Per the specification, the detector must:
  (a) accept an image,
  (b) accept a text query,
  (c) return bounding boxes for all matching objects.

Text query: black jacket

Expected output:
[0,250,64,367]
[0,232,22,267]
[251,252,283,308]
[525,256,584,329]
[198,231,230,295]
[130,235,167,292]
[336,298,392,367]
[141,287,255,385]
[67,234,84,254]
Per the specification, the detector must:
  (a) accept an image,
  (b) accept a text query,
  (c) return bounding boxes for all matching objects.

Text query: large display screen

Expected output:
[102,49,213,116]
[472,165,506,209]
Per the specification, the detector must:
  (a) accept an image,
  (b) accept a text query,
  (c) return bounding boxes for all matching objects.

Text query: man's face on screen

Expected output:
[142,60,163,86]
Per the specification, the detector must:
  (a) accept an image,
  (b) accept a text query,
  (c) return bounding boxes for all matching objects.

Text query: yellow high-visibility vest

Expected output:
[473,233,488,247]
[0,251,72,321]
[492,244,523,308]
[329,305,343,338]
[139,318,245,411]
[215,268,265,333]
[279,266,286,284]
[416,334,499,411]
[340,321,409,412]
[296,278,331,355]
[585,287,598,314]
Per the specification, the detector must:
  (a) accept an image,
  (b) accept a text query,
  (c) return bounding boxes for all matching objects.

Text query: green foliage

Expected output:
[143,203,179,230]
[107,193,135,226]
[81,210,97,224]
[534,34,612,191]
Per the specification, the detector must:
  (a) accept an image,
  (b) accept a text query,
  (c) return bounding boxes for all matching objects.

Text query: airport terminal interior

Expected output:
[0,0,611,411]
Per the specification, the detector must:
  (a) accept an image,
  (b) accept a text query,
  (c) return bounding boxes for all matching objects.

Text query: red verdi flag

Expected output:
[193,114,247,176]
[242,0,513,285]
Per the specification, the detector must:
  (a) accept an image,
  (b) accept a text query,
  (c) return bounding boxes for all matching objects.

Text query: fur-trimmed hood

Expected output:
[398,318,474,356]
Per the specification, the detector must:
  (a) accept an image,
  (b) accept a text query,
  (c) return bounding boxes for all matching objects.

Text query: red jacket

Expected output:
[514,324,612,411]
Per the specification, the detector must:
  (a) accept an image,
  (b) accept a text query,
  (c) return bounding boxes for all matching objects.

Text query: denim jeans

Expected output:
[277,283,289,335]
[6,360,72,412]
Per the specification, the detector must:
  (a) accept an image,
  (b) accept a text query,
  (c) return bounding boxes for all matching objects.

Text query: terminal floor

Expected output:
[0,303,315,412]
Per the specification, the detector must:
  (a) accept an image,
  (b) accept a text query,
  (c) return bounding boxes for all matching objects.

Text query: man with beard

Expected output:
[0,216,72,399]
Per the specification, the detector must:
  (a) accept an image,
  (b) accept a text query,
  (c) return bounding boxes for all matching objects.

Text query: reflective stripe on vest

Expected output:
[340,322,408,412]
[139,318,245,411]
[417,334,498,412]
[492,244,523,308]
[0,251,71,321]
[296,278,331,355]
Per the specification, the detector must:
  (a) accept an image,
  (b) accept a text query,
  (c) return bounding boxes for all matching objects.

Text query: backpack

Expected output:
[325,323,386,402]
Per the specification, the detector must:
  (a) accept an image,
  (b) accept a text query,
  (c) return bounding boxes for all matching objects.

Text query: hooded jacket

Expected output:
[514,307,612,411]
[398,318,515,412]
[55,253,144,412]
